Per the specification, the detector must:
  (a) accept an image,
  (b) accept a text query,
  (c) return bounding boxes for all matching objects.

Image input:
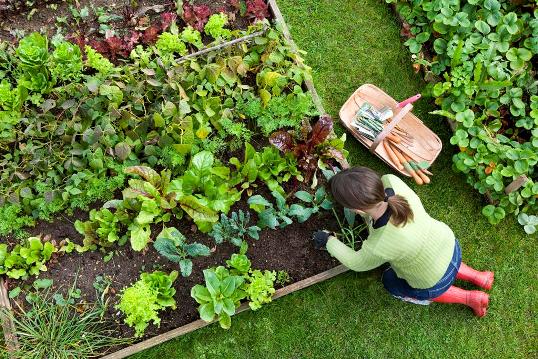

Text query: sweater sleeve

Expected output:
[326,236,386,272]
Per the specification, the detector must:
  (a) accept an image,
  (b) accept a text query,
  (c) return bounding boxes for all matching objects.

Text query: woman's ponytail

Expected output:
[386,195,413,227]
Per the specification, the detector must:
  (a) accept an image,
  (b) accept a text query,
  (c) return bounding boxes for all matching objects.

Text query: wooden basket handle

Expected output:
[369,104,413,153]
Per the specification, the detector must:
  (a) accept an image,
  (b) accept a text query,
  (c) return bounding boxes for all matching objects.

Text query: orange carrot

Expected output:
[383,140,404,171]
[390,145,423,185]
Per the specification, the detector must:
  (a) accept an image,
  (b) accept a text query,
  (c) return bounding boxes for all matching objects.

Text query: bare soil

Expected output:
[6,184,342,343]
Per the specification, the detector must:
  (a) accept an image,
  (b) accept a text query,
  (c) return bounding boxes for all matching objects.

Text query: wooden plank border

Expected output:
[268,0,326,115]
[101,265,348,359]
[0,277,18,357]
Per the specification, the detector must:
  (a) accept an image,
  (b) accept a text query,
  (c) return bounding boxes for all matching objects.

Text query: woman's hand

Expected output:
[312,230,334,249]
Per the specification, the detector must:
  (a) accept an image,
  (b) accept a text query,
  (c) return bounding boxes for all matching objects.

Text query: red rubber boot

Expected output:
[457,262,494,290]
[432,286,489,317]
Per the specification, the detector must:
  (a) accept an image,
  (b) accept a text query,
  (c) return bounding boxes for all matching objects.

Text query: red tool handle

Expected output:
[398,94,421,108]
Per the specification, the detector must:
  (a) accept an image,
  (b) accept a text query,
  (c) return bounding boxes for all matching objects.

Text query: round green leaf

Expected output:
[475,20,491,34]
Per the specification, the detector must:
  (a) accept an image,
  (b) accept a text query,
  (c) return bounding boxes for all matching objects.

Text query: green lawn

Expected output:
[132,1,536,357]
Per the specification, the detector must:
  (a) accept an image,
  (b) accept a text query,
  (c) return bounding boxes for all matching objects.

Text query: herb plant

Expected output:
[4,286,126,358]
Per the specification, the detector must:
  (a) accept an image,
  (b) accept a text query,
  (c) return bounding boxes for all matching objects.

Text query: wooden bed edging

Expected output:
[268,0,326,116]
[0,277,18,358]
[100,265,349,359]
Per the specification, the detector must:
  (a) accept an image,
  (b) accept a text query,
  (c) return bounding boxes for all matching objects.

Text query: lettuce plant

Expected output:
[0,236,57,279]
[181,26,204,49]
[191,266,246,329]
[50,41,83,82]
[155,32,188,56]
[204,13,232,40]
[116,270,178,337]
[16,32,49,69]
[245,269,276,310]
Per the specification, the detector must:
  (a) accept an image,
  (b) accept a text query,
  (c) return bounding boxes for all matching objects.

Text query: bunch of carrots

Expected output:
[382,136,432,185]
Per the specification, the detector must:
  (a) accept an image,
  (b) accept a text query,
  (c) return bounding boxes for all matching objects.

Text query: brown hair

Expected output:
[329,167,413,227]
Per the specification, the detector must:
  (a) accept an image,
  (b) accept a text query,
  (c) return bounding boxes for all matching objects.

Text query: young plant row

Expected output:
[388,0,537,232]
[0,20,341,238]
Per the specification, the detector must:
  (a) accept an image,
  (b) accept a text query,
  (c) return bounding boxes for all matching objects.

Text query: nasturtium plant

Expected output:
[390,0,538,232]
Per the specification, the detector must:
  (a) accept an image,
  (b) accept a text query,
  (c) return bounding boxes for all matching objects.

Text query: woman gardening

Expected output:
[313,167,494,316]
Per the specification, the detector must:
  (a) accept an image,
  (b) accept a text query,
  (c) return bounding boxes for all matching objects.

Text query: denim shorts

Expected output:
[381,239,462,301]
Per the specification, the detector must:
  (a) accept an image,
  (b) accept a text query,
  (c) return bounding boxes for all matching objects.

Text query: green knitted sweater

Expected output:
[327,174,455,289]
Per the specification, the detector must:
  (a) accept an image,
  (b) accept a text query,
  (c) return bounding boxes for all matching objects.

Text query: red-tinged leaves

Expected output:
[309,114,333,147]
[105,36,126,59]
[246,0,269,20]
[142,25,160,44]
[160,12,177,31]
[88,39,109,55]
[183,4,211,32]
[269,131,294,152]
[325,148,350,169]
[270,115,339,183]
[125,30,141,50]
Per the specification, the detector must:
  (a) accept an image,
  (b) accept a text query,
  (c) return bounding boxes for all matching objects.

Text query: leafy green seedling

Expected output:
[289,186,333,223]
[210,210,261,247]
[247,192,293,229]
[191,267,246,329]
[153,227,210,277]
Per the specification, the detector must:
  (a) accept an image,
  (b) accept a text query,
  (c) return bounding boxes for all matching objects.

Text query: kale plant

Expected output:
[247,191,293,229]
[153,227,211,277]
[210,210,261,248]
[289,186,333,223]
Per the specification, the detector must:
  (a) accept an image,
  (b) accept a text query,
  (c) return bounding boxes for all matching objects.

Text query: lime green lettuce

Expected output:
[156,32,188,55]
[245,269,276,310]
[50,41,83,81]
[116,270,178,337]
[181,26,204,49]
[204,13,232,40]
[0,236,57,279]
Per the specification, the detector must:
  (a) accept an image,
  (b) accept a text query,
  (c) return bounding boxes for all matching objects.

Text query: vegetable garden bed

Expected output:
[0,1,356,358]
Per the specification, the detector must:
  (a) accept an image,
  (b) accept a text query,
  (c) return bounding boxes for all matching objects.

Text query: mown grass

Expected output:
[133,0,537,357]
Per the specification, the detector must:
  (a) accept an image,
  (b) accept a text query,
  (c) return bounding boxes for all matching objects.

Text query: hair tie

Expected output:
[384,195,389,202]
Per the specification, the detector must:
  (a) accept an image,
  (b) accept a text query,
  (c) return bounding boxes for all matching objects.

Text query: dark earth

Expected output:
[0,0,351,350]
[6,188,341,343]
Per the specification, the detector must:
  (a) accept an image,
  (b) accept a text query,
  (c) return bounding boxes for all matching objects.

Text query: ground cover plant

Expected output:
[0,2,356,354]
[387,0,537,232]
